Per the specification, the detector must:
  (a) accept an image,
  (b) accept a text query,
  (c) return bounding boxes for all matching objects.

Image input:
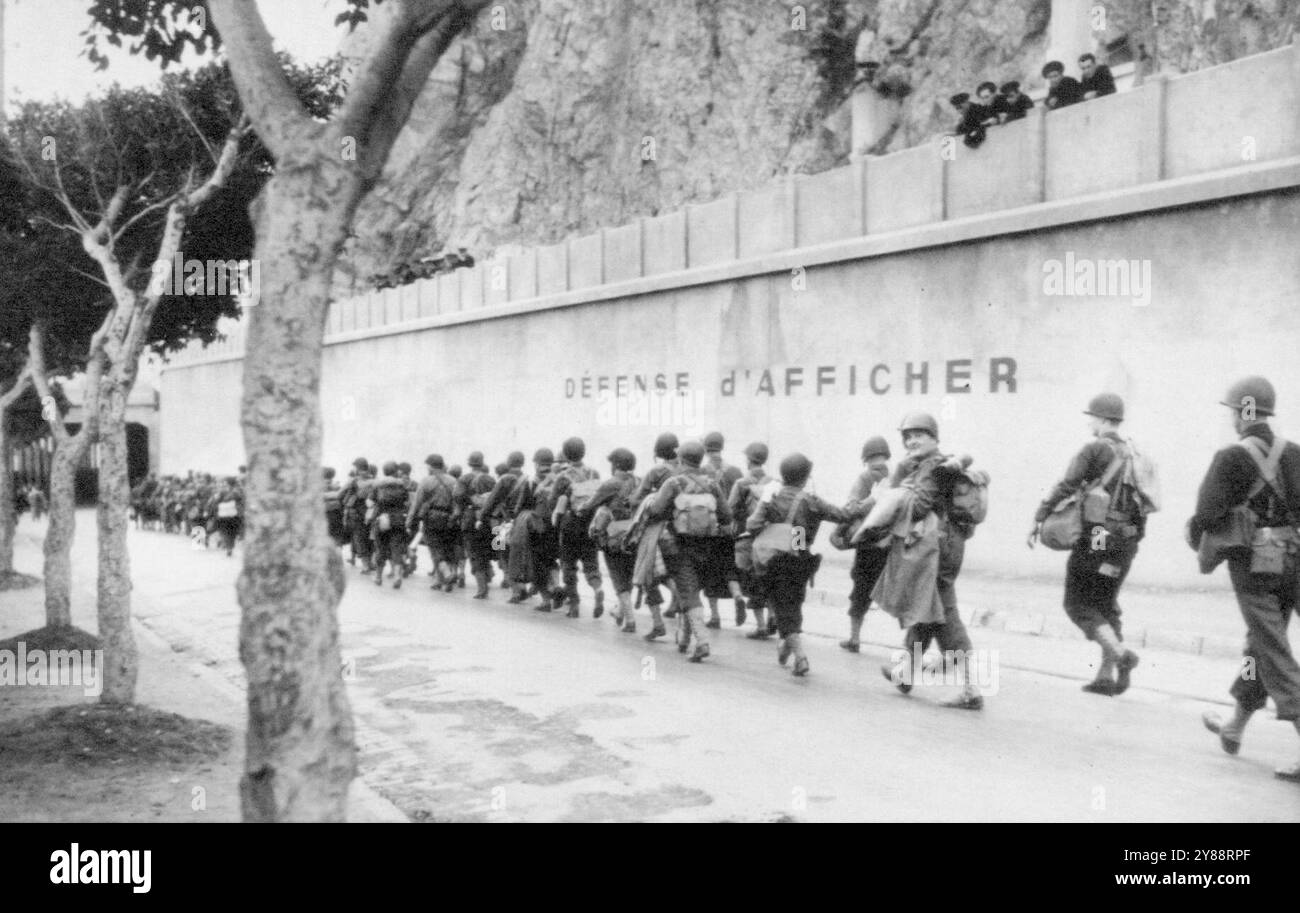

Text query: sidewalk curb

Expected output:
[132,616,408,824]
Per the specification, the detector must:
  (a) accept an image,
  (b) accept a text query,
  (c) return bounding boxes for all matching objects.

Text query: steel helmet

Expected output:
[743,442,769,465]
[703,431,725,453]
[861,435,891,461]
[653,432,679,461]
[1221,376,1276,418]
[898,412,938,438]
[678,440,705,467]
[780,453,813,486]
[1083,393,1125,422]
[608,448,636,472]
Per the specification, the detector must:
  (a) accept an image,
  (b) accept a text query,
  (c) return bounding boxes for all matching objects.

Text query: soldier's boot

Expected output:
[840,615,865,652]
[1203,705,1252,756]
[706,597,722,629]
[941,652,984,711]
[1094,625,1137,695]
[393,564,403,590]
[675,608,692,654]
[507,584,529,604]
[1276,723,1300,782]
[592,589,605,619]
[686,606,710,662]
[729,582,746,626]
[565,594,580,618]
[374,561,385,586]
[473,572,489,599]
[457,562,467,587]
[643,600,666,641]
[789,633,810,677]
[616,592,635,632]
[746,605,771,640]
[663,581,680,618]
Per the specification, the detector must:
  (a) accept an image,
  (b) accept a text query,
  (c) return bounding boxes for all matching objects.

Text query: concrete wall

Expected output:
[161,188,1300,588]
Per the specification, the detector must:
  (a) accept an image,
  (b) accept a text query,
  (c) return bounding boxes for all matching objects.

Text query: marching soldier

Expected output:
[370,461,411,588]
[550,437,605,618]
[1028,394,1144,695]
[728,442,776,639]
[702,431,746,628]
[342,458,375,572]
[447,464,467,587]
[479,452,527,591]
[323,467,347,548]
[1193,377,1300,782]
[455,451,498,599]
[840,436,892,653]
[647,440,732,663]
[629,432,682,640]
[509,448,562,609]
[748,453,848,676]
[876,412,984,710]
[408,454,458,591]
[580,447,641,632]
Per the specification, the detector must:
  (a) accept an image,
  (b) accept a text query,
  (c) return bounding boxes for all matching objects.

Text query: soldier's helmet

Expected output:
[467,451,485,470]
[426,453,445,470]
[703,431,725,453]
[1221,376,1276,418]
[898,412,939,438]
[1084,393,1125,422]
[507,451,526,469]
[323,467,336,480]
[608,448,636,472]
[653,432,679,461]
[533,448,555,466]
[382,461,398,477]
[398,461,412,475]
[352,457,369,469]
[448,465,463,478]
[743,442,769,465]
[678,440,705,467]
[780,453,813,486]
[495,463,509,476]
[562,437,586,462]
[861,435,891,462]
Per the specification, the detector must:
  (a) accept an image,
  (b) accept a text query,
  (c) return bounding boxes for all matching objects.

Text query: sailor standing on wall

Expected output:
[1193,377,1300,782]
[1029,394,1146,695]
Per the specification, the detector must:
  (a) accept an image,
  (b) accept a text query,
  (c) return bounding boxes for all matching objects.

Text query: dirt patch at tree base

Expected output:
[0,698,243,822]
[0,624,100,655]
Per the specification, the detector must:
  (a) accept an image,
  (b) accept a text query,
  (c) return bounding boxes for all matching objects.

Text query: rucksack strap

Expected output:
[783,492,806,525]
[1239,436,1289,512]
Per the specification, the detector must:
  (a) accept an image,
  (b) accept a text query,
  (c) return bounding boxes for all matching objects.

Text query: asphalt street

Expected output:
[41,516,1300,822]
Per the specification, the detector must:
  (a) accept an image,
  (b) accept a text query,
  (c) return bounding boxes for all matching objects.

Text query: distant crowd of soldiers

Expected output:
[136,375,1300,781]
[129,471,245,557]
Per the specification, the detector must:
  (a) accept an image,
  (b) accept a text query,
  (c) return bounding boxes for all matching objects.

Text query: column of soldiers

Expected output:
[145,374,1300,782]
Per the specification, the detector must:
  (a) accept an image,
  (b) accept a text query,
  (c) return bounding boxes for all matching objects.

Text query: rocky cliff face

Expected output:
[334,0,1298,296]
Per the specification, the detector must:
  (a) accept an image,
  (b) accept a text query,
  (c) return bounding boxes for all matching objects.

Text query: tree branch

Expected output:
[207,0,313,161]
[0,363,33,412]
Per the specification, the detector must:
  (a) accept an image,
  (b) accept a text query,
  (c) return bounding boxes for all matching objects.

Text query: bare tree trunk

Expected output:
[237,169,357,822]
[43,439,86,628]
[0,427,16,576]
[95,380,137,704]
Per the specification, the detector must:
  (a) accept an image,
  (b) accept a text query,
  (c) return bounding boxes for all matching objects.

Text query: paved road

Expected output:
[47,517,1300,822]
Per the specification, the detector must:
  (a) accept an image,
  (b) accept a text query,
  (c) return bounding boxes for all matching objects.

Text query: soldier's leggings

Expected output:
[466,524,495,577]
[350,517,374,561]
[848,543,889,619]
[1227,552,1300,721]
[374,525,408,573]
[763,552,817,638]
[1063,532,1138,640]
[559,526,602,601]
